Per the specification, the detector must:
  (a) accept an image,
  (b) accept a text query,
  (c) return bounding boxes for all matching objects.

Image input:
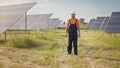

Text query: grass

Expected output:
[6,36,40,48]
[100,37,120,46]
[0,29,120,68]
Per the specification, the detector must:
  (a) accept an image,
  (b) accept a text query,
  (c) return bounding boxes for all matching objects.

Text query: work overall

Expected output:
[67,19,78,55]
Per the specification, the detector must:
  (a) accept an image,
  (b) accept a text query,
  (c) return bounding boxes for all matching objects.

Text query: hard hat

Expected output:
[71,11,76,14]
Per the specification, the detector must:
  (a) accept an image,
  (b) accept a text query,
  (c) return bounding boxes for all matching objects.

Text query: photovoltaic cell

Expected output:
[91,17,106,30]
[104,12,120,33]
[87,19,95,29]
[53,19,61,29]
[0,2,36,34]
[55,20,62,28]
[30,14,53,30]
[56,20,62,28]
[9,14,53,30]
[45,18,59,29]
[9,14,44,30]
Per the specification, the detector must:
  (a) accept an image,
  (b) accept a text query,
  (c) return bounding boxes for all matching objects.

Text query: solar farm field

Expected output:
[0,29,120,68]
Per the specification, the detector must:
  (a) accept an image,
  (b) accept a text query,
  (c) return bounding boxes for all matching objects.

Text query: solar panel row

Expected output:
[104,12,120,33]
[87,12,120,33]
[9,14,53,30]
[0,2,63,35]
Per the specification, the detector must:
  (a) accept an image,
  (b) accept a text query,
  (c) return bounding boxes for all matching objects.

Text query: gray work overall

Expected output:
[67,19,78,55]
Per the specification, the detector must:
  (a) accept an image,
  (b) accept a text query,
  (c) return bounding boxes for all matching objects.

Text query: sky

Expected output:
[0,0,120,22]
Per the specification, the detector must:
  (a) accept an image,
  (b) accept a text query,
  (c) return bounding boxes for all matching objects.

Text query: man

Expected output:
[66,11,80,55]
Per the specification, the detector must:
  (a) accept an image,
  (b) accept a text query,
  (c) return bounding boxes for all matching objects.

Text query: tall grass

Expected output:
[100,37,120,47]
[6,36,42,48]
[0,29,120,68]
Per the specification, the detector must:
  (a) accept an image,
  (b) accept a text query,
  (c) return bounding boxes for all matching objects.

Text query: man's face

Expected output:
[71,14,76,18]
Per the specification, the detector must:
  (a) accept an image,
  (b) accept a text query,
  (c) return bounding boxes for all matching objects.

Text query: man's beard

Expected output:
[72,16,75,18]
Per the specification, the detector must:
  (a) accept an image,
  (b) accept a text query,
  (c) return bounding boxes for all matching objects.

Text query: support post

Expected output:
[5,31,7,41]
[25,13,28,34]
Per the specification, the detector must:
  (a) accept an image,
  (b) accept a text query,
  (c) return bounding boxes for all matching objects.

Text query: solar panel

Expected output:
[30,14,53,30]
[9,14,53,30]
[104,12,120,33]
[9,14,43,30]
[87,19,95,29]
[57,22,66,28]
[91,17,106,30]
[46,18,59,29]
[0,2,36,34]
[56,20,62,28]
[53,19,60,29]
[100,17,110,30]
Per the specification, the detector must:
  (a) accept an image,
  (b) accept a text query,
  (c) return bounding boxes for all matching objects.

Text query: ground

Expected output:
[0,29,120,68]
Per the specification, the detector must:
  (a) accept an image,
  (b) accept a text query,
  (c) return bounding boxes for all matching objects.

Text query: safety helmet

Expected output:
[71,11,76,14]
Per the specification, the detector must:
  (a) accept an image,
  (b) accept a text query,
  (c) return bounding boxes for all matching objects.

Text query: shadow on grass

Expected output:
[0,40,7,45]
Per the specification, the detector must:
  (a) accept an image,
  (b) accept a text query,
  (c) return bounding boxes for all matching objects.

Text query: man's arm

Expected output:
[77,19,80,37]
[78,28,80,37]
[66,20,70,37]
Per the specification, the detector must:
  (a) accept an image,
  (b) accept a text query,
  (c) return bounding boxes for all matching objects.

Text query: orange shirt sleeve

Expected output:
[66,19,70,30]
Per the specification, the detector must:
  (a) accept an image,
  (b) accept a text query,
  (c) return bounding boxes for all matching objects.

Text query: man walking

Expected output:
[66,11,80,55]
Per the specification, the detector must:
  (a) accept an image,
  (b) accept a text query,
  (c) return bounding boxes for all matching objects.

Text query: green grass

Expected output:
[0,29,120,68]
[100,37,120,46]
[6,36,41,48]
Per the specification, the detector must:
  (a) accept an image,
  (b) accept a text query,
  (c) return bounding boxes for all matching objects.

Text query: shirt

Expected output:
[66,18,80,31]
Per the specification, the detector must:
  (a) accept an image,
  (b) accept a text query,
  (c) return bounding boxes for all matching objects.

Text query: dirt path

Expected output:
[53,45,72,68]
[54,44,101,68]
[81,44,105,68]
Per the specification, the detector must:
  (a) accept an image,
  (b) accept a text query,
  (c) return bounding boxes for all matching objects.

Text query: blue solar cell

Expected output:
[104,27,120,33]
[91,17,105,30]
[87,19,95,29]
[111,12,120,16]
[104,12,120,33]
[109,16,120,22]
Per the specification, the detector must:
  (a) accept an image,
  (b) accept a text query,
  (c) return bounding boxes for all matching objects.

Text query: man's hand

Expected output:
[78,30,80,37]
[78,33,80,37]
